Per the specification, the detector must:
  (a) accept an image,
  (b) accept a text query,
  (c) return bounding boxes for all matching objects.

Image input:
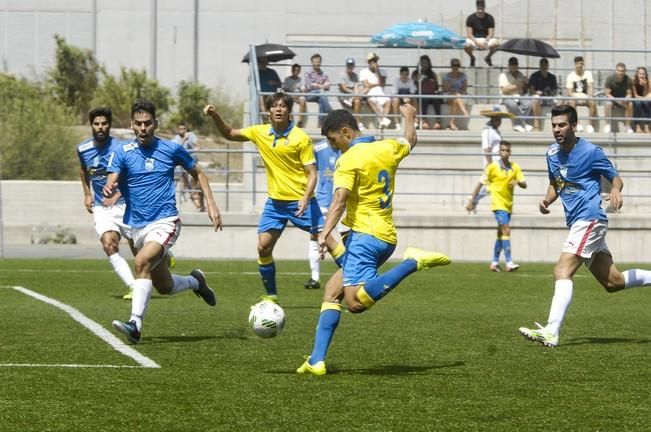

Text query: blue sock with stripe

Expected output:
[362,259,418,302]
[258,257,277,296]
[502,237,512,263]
[309,303,342,364]
[492,238,503,263]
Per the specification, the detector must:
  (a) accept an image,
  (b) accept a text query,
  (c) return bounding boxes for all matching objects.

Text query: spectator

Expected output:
[391,66,418,131]
[257,56,282,121]
[441,58,470,130]
[172,122,205,212]
[498,57,534,132]
[632,66,651,133]
[565,56,597,133]
[464,0,500,67]
[415,54,442,130]
[338,58,364,130]
[304,53,334,127]
[528,57,558,131]
[359,52,391,129]
[603,62,634,134]
[282,63,307,127]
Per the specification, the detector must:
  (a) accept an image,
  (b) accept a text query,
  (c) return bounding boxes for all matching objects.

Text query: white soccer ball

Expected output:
[248,300,286,338]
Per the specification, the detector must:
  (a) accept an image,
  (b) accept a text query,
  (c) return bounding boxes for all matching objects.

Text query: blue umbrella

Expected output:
[371,21,465,49]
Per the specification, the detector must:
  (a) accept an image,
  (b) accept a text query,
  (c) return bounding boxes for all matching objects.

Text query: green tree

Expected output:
[0,74,80,180]
[167,80,212,133]
[92,67,172,127]
[47,35,101,122]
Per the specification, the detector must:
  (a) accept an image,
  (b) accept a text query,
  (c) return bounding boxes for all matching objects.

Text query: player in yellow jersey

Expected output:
[203,92,345,302]
[296,104,451,376]
[466,140,527,272]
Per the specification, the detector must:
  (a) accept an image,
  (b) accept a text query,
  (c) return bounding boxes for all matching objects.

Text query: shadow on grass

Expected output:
[281,305,321,310]
[564,336,651,346]
[144,332,248,344]
[271,361,465,376]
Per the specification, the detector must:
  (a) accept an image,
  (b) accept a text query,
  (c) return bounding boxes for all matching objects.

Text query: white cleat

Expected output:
[519,322,558,347]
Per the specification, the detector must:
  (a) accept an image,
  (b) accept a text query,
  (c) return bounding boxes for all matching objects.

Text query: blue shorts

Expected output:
[342,231,396,286]
[258,197,324,235]
[494,210,511,226]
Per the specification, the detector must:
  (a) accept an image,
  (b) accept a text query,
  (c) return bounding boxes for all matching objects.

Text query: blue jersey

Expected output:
[107,137,195,228]
[546,138,618,227]
[314,140,340,209]
[77,136,125,206]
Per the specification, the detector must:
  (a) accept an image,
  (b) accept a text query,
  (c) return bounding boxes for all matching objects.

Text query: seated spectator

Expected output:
[256,56,282,122]
[498,57,534,132]
[282,63,307,127]
[528,57,558,131]
[172,122,204,211]
[359,52,391,129]
[565,56,597,133]
[304,53,334,127]
[464,0,500,67]
[415,54,442,130]
[338,58,364,130]
[391,66,417,131]
[632,66,651,133]
[603,62,634,133]
[442,58,470,130]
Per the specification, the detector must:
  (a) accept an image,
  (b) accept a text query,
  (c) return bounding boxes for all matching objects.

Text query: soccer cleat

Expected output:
[190,269,217,306]
[519,322,558,347]
[490,263,501,272]
[296,357,327,376]
[259,294,279,303]
[122,290,133,300]
[112,320,141,344]
[166,250,176,269]
[506,263,520,272]
[403,246,451,271]
[304,278,321,290]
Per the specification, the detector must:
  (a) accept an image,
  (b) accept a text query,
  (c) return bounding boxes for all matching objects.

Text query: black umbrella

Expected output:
[241,43,296,63]
[499,38,560,58]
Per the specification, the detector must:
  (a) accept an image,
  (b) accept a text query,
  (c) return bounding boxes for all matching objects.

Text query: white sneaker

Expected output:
[626,127,634,134]
[603,124,611,133]
[505,262,520,272]
[513,125,526,132]
[586,125,595,134]
[524,124,534,132]
[394,123,401,131]
[357,122,366,131]
[576,124,584,132]
[380,117,391,128]
[519,322,559,347]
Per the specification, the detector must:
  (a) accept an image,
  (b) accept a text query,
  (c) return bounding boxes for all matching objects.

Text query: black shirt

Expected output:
[466,13,495,38]
[529,71,558,95]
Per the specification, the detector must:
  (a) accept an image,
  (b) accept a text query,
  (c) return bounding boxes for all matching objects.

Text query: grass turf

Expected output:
[0,259,650,431]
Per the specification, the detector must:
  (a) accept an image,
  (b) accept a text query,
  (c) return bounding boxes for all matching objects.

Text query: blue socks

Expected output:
[502,238,512,263]
[493,238,503,263]
[309,303,342,364]
[363,259,418,301]
[258,257,276,296]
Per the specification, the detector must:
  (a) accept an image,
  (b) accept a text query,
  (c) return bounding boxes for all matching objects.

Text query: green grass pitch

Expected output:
[1,258,649,431]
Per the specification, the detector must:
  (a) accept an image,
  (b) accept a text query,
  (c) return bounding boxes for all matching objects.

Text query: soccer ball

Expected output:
[248,300,286,338]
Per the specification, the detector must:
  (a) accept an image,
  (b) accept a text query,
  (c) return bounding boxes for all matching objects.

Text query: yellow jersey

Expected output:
[333,136,411,245]
[240,123,315,200]
[483,160,525,213]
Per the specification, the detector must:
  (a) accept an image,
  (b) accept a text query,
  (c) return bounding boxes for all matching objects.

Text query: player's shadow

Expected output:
[331,360,465,376]
[281,305,321,310]
[144,332,248,344]
[563,336,651,346]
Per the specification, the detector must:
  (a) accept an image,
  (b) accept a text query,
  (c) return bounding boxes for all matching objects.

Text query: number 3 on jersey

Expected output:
[377,170,392,209]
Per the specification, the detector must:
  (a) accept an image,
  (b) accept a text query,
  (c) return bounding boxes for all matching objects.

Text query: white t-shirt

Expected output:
[360,67,387,96]
[566,70,594,95]
[481,125,502,167]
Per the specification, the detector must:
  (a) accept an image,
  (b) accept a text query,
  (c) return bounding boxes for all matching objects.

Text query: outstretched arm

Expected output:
[203,105,249,142]
[400,103,418,150]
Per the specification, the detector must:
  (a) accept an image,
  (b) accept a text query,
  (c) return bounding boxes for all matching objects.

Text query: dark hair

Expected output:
[321,109,359,136]
[574,56,584,63]
[551,104,578,124]
[89,107,112,125]
[418,55,435,80]
[265,91,294,111]
[399,66,409,74]
[540,57,549,64]
[131,99,156,119]
[499,140,512,148]
[291,63,301,70]
[310,53,322,61]
[178,121,187,127]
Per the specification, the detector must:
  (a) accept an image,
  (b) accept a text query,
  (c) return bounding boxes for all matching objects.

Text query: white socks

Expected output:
[130,279,153,330]
[108,253,135,289]
[623,269,651,288]
[308,240,321,281]
[546,279,573,336]
[169,274,199,295]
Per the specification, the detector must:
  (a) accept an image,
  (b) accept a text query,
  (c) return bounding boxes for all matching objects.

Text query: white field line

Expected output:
[0,363,145,368]
[6,286,160,369]
[3,269,309,275]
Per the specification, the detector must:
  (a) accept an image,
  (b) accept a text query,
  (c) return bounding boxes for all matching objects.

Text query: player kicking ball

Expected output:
[519,104,651,347]
[296,104,451,376]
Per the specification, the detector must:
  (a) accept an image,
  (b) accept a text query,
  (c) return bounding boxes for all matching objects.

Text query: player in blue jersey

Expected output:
[519,104,651,347]
[204,92,346,303]
[304,139,342,289]
[296,105,451,376]
[104,99,222,344]
[78,107,137,300]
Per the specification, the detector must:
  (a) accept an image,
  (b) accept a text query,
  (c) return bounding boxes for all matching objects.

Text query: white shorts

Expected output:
[93,203,132,239]
[562,220,610,267]
[132,216,181,252]
[465,37,500,49]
